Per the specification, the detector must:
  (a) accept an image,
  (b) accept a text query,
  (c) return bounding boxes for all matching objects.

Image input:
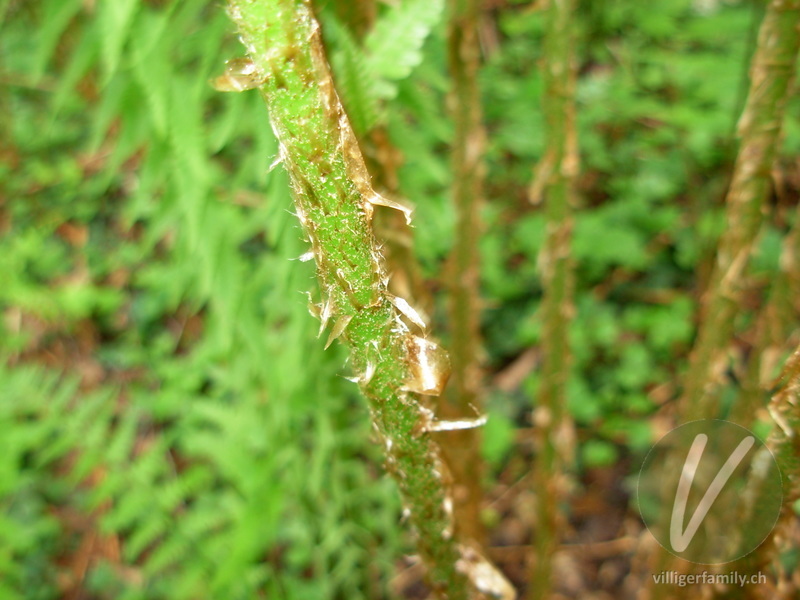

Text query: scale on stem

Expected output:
[218,1,514,596]
[211,57,265,92]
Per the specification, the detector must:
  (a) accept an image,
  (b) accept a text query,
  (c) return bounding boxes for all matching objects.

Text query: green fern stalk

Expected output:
[442,0,488,547]
[641,2,800,597]
[223,1,511,597]
[528,0,579,598]
[679,0,800,422]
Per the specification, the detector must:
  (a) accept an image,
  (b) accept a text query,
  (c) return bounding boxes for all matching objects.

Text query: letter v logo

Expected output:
[669,433,755,552]
[638,420,782,564]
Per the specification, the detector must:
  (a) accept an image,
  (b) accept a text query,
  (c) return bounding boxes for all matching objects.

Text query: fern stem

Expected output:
[527,0,579,598]
[442,0,488,546]
[679,0,800,422]
[640,3,800,597]
[224,1,511,597]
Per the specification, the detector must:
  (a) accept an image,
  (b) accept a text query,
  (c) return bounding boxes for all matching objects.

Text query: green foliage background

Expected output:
[1,0,798,598]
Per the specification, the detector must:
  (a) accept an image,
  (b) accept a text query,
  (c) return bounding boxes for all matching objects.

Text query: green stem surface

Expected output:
[224,1,513,597]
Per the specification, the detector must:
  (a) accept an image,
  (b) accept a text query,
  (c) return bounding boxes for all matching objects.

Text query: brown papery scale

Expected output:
[210,57,265,92]
[403,335,451,396]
